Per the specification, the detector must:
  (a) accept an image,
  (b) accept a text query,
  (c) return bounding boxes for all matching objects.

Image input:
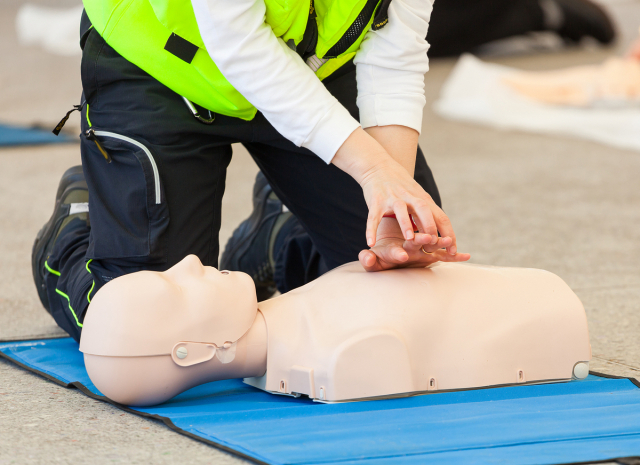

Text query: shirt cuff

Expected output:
[301,101,362,164]
[357,93,426,134]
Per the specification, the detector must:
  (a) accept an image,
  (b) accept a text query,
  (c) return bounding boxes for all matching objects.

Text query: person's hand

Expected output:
[358,217,470,272]
[359,156,458,253]
[332,127,459,255]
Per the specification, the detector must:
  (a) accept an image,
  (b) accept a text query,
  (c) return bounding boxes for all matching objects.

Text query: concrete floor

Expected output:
[1,0,640,463]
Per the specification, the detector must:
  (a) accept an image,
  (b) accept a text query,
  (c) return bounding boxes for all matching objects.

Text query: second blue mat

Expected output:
[1,337,640,465]
[0,124,75,146]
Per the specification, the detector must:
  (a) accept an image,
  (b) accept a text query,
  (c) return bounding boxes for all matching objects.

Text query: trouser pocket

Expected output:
[82,129,169,264]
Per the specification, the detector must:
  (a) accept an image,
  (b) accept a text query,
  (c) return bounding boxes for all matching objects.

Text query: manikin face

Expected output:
[80,255,259,357]
[161,254,253,311]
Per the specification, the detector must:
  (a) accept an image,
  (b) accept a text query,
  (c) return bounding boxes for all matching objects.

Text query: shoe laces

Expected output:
[254,260,274,285]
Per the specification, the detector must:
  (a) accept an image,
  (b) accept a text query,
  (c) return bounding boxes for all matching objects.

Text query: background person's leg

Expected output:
[427,0,546,57]
[426,0,615,57]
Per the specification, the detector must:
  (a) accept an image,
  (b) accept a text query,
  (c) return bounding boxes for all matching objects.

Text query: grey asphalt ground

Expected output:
[1,0,640,463]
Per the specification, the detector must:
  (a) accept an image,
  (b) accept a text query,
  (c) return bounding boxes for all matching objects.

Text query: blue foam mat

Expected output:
[2,337,640,465]
[0,124,75,147]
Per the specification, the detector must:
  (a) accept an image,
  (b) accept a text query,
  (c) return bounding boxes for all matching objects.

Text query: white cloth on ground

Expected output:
[16,4,84,56]
[433,54,640,153]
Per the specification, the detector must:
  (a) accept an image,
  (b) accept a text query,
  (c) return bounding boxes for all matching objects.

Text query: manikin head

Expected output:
[79,255,263,405]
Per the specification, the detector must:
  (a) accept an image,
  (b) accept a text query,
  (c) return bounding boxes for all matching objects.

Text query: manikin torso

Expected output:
[503,57,640,107]
[248,262,590,401]
[80,258,591,406]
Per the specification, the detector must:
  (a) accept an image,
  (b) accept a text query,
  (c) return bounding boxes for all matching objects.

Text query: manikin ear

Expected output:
[171,341,237,367]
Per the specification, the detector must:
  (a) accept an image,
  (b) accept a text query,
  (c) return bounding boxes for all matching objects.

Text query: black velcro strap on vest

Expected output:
[164,33,198,64]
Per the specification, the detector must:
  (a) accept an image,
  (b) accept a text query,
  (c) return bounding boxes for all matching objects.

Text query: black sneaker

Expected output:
[554,0,616,45]
[32,166,89,313]
[220,172,292,301]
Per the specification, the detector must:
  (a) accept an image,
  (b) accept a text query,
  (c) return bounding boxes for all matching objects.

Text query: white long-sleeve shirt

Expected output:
[191,0,433,163]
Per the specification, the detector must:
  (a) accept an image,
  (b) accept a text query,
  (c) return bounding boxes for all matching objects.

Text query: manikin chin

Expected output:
[79,255,591,406]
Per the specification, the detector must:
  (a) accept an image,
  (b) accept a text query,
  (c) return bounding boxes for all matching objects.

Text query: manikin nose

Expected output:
[171,254,205,276]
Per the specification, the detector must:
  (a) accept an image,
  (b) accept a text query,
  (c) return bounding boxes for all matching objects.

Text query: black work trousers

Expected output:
[45,23,442,342]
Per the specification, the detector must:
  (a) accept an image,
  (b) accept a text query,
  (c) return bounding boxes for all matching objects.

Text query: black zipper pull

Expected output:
[52,104,84,136]
[85,129,112,163]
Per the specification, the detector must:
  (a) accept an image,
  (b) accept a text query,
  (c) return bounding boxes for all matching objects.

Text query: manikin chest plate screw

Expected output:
[176,347,188,359]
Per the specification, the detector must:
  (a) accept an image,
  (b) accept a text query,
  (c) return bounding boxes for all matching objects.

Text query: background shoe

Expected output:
[32,166,89,312]
[554,0,616,44]
[220,172,292,301]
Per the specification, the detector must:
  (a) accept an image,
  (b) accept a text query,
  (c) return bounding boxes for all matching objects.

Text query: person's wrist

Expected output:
[331,127,391,185]
[365,125,419,176]
[356,155,397,188]
[343,148,391,187]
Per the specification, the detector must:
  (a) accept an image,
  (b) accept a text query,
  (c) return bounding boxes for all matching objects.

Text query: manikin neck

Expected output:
[217,309,268,380]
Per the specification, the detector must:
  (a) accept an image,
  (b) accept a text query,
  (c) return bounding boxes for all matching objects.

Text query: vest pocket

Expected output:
[82,129,169,264]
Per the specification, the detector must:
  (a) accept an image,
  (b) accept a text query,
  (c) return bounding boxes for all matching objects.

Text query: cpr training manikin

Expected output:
[79,255,591,406]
